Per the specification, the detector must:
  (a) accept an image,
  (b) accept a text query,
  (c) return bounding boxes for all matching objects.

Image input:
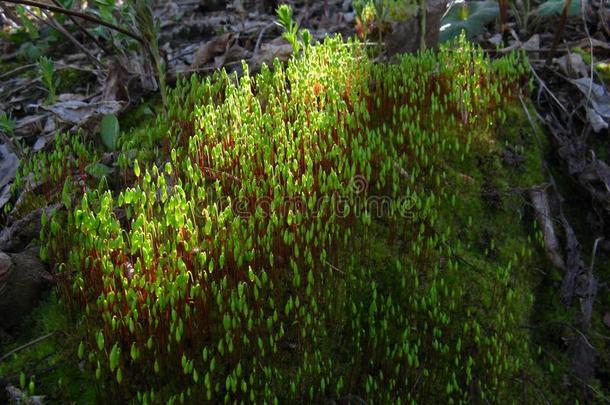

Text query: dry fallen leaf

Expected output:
[42,100,123,126]
[103,59,131,102]
[570,77,610,132]
[0,144,19,211]
[13,113,49,139]
[192,33,233,69]
[554,53,589,78]
[249,37,293,72]
[216,44,251,69]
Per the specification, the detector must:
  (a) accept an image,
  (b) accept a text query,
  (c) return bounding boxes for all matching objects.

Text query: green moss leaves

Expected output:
[40,35,535,403]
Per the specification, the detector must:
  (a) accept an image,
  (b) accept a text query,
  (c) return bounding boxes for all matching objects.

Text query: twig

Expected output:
[51,0,110,54]
[545,0,572,65]
[175,60,243,74]
[200,166,242,183]
[529,185,566,272]
[419,0,427,51]
[579,0,594,136]
[0,0,143,43]
[0,132,24,159]
[255,22,275,55]
[323,259,346,275]
[0,63,36,81]
[589,237,602,275]
[529,63,569,113]
[519,94,546,151]
[0,332,55,363]
[498,0,509,35]
[34,9,104,69]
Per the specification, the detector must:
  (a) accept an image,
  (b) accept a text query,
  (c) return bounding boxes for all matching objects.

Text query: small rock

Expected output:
[384,0,448,56]
[6,385,45,405]
[0,247,52,331]
[0,205,60,253]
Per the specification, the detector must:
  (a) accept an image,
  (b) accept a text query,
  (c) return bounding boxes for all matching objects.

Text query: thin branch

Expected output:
[529,62,569,113]
[0,332,55,363]
[255,22,275,55]
[323,259,346,275]
[419,0,427,51]
[0,0,142,43]
[0,62,36,81]
[545,0,572,65]
[31,8,104,69]
[51,0,111,54]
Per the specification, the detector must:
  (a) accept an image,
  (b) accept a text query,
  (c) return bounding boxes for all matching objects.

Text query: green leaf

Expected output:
[16,5,39,39]
[130,343,138,361]
[96,330,105,351]
[537,0,581,17]
[19,372,26,389]
[133,160,141,178]
[100,114,120,150]
[78,341,85,359]
[86,162,112,178]
[109,343,120,372]
[61,180,71,209]
[440,1,499,42]
[20,42,46,62]
[276,4,293,29]
[0,112,15,135]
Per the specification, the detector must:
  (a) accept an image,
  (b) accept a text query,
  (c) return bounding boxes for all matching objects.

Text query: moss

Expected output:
[0,292,97,404]
[28,35,577,403]
[119,96,162,132]
[425,100,560,401]
[55,66,96,94]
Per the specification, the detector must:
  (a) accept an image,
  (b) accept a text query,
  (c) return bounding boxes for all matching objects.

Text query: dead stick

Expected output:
[0,332,55,363]
[419,0,427,51]
[50,0,111,54]
[545,0,572,65]
[529,186,566,272]
[32,9,104,69]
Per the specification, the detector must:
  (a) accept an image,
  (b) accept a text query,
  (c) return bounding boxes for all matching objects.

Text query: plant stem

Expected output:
[50,0,111,54]
[0,0,143,43]
[419,0,427,51]
[545,0,572,66]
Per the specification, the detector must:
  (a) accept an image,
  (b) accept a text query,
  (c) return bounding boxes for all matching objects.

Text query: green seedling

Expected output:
[275,4,312,55]
[0,112,15,135]
[38,56,58,104]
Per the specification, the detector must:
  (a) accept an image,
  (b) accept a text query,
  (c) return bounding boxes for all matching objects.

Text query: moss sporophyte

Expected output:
[36,33,546,403]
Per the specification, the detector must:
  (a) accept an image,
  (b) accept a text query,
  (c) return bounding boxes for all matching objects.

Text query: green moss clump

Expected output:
[55,66,97,94]
[36,34,557,403]
[0,292,97,403]
[7,132,98,219]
